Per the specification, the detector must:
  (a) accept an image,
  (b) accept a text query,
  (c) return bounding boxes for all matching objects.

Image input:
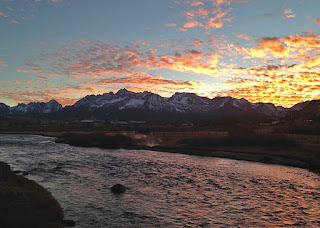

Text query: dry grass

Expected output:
[0,162,64,228]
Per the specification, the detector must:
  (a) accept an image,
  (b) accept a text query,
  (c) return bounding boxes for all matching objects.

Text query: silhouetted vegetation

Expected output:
[56,133,133,149]
[280,126,320,135]
[180,134,300,149]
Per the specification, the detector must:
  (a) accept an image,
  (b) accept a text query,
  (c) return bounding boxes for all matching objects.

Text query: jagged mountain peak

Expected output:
[116,88,135,96]
[6,100,63,115]
[47,99,60,104]
[0,90,315,119]
[67,89,291,117]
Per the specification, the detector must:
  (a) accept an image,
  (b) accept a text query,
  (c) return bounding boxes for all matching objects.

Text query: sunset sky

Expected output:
[0,0,320,107]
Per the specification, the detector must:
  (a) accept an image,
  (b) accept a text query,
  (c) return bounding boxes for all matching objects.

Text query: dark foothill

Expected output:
[63,219,76,227]
[22,172,29,176]
[110,184,126,194]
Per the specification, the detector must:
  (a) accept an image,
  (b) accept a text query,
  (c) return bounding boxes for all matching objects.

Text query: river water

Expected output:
[0,134,319,227]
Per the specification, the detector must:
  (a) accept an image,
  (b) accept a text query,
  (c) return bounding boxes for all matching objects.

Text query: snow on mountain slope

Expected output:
[1,89,309,118]
[9,100,62,114]
[68,89,289,117]
[167,92,211,113]
[252,102,289,117]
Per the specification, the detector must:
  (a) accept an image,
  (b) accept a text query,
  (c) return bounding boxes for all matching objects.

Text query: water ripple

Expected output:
[0,134,319,227]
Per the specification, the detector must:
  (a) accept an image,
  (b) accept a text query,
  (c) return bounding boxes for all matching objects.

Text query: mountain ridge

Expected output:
[0,89,318,121]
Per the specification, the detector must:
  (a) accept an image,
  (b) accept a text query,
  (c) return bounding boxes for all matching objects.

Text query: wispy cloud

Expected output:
[283,9,296,19]
[234,32,251,40]
[0,0,71,24]
[165,23,177,27]
[172,0,250,31]
[0,12,9,18]
[11,19,19,24]
[12,40,212,106]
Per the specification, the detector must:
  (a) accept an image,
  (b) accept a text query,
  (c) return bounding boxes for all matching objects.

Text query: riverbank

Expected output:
[1,130,319,174]
[53,132,320,175]
[0,162,64,228]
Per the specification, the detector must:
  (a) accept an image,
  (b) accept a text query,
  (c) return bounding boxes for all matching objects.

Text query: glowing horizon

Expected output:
[1,0,320,108]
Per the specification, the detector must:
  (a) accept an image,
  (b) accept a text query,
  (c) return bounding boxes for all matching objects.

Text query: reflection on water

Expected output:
[0,134,319,227]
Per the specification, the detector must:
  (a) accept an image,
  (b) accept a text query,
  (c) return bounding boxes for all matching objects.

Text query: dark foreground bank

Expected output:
[55,132,320,174]
[0,162,64,228]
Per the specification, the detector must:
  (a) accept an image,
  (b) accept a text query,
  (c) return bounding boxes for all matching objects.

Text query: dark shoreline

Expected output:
[54,132,320,175]
[0,132,319,227]
[1,131,319,174]
[150,146,320,174]
[0,161,64,228]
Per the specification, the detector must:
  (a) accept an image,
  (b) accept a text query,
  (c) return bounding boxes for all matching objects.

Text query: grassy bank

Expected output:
[0,162,64,228]
[54,132,320,174]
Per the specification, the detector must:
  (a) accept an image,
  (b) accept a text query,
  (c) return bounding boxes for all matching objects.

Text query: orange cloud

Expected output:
[24,40,221,78]
[207,18,224,28]
[212,33,320,107]
[183,20,202,28]
[193,39,205,46]
[235,32,251,40]
[14,31,320,108]
[217,59,320,107]
[99,75,198,87]
[235,37,288,59]
[0,59,8,67]
[189,1,204,7]
[179,0,234,31]
[132,41,150,46]
[283,9,296,18]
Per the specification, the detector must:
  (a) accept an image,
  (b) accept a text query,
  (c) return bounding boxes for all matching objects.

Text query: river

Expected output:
[0,134,319,227]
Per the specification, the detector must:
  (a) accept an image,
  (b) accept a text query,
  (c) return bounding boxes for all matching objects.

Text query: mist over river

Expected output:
[0,134,319,227]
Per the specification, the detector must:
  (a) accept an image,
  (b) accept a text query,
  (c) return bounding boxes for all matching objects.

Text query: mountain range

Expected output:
[0,100,62,115]
[0,89,317,122]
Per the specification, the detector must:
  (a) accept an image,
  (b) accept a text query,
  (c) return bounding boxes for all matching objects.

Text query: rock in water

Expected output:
[63,219,76,227]
[110,184,126,194]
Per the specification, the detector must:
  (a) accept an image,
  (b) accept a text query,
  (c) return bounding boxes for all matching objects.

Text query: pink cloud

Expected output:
[183,20,202,28]
[0,12,9,18]
[132,41,151,46]
[189,1,204,7]
[207,18,223,28]
[283,9,296,19]
[11,20,20,24]
[235,32,251,40]
[0,59,8,67]
[193,39,205,46]
[165,23,177,27]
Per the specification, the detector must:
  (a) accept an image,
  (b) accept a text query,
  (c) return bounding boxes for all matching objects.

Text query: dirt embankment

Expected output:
[0,162,64,228]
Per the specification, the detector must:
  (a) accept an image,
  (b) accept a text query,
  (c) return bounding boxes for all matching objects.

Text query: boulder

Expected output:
[110,184,126,194]
[63,219,76,227]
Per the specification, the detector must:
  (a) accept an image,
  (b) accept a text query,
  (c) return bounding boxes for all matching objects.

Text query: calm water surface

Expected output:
[0,134,319,227]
